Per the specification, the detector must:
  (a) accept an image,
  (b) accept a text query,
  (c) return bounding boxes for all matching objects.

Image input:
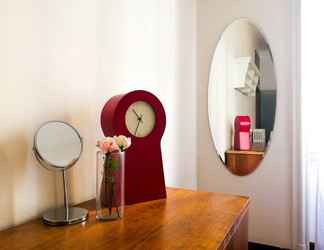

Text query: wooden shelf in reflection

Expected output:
[225,149,264,176]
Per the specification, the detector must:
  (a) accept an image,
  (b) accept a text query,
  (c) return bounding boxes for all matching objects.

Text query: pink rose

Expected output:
[113,135,131,151]
[97,137,120,154]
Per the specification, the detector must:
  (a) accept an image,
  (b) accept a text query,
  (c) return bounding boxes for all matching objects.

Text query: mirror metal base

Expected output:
[43,207,88,226]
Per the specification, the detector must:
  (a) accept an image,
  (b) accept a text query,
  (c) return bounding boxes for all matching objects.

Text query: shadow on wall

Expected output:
[0,128,60,229]
[54,110,96,207]
[0,131,28,229]
[0,138,15,229]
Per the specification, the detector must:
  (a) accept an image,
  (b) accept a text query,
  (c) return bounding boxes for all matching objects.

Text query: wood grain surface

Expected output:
[0,188,249,250]
[226,150,264,176]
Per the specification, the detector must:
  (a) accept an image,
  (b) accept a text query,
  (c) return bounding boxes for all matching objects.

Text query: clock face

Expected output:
[125,101,156,138]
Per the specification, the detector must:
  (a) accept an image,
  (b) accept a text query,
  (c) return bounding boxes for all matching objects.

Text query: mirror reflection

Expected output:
[34,121,83,169]
[208,19,277,176]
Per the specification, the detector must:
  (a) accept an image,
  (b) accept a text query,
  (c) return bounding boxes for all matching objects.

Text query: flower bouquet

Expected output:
[96,135,131,220]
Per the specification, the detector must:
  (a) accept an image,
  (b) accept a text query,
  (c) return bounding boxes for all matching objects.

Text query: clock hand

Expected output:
[132,109,141,119]
[134,114,143,135]
[134,120,140,136]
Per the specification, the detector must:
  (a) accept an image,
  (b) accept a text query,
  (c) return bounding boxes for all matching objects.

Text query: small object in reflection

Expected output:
[234,116,251,151]
[234,56,261,96]
[252,129,266,152]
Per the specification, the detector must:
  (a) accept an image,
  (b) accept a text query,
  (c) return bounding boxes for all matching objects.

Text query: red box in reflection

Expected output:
[234,116,251,151]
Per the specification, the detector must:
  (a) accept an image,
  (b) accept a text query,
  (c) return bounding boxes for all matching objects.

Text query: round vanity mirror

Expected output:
[208,19,277,176]
[34,121,83,169]
[33,121,88,225]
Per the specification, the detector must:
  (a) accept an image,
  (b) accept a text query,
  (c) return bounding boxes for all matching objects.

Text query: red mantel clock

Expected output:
[100,90,167,205]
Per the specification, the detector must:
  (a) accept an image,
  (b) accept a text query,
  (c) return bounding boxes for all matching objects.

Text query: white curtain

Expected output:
[303,75,324,250]
[318,177,324,249]
[304,124,324,250]
[302,1,324,249]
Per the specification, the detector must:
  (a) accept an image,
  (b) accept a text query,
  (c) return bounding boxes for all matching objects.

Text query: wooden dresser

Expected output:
[226,150,264,176]
[0,188,249,250]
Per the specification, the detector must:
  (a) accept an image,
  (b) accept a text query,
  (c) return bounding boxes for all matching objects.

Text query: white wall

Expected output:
[0,0,197,230]
[197,0,292,248]
[95,0,197,190]
[0,0,99,228]
[0,1,294,248]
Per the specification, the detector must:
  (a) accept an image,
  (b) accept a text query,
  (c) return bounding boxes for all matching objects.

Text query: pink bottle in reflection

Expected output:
[234,116,251,151]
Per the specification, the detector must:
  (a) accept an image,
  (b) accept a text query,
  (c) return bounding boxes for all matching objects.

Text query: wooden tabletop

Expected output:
[0,188,249,250]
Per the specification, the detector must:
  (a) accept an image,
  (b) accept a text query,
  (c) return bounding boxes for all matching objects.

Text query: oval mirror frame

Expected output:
[208,19,277,176]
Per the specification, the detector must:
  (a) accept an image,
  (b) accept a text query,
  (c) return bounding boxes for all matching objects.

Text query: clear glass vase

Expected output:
[96,151,125,220]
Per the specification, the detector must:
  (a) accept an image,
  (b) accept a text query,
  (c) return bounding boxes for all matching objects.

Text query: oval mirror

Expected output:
[34,121,83,170]
[208,19,277,176]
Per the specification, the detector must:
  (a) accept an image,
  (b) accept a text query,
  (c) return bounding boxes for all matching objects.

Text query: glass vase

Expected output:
[96,151,125,220]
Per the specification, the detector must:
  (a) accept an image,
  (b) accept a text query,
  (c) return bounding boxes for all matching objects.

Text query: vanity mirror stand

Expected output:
[33,121,88,226]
